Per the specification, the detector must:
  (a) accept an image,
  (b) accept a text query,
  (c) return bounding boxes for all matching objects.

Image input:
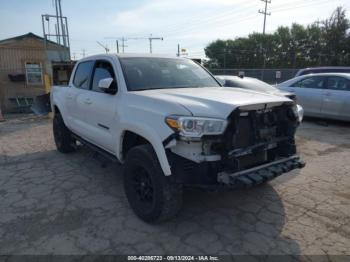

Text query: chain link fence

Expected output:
[209,68,299,84]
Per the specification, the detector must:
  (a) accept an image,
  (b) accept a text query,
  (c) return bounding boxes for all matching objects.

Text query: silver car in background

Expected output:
[278,73,350,121]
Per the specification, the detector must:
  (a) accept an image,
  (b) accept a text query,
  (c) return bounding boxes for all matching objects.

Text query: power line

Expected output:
[105,35,163,53]
[162,3,257,38]
[148,35,163,54]
[161,0,326,39]
[258,0,271,79]
[160,0,250,33]
[162,2,256,37]
[97,41,109,53]
[70,0,333,57]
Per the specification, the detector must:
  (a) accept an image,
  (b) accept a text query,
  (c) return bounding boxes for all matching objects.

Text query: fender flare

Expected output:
[118,124,172,176]
[51,99,68,124]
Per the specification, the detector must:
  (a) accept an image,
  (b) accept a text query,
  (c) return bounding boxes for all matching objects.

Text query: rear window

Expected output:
[73,61,94,89]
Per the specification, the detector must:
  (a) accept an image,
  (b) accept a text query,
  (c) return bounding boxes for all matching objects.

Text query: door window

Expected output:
[91,61,116,92]
[326,76,350,91]
[293,76,326,89]
[73,61,94,89]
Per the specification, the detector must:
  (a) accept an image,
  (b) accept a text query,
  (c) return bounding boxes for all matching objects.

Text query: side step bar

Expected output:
[71,133,120,163]
[217,155,305,188]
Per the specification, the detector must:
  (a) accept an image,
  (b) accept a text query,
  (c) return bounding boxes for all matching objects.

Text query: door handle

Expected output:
[84,98,92,105]
[324,92,332,96]
[67,93,73,99]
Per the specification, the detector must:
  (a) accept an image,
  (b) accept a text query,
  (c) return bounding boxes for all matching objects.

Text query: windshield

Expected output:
[225,78,279,93]
[120,57,220,91]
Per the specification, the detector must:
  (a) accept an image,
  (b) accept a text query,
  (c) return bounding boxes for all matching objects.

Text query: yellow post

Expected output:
[44,74,51,93]
[44,74,53,119]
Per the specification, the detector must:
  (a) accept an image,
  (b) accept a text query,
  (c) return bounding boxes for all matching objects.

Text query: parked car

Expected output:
[278,73,350,121]
[215,75,296,100]
[216,75,304,122]
[51,54,305,223]
[295,67,350,77]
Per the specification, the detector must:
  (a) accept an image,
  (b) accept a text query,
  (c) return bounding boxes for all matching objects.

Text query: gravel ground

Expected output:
[0,115,349,255]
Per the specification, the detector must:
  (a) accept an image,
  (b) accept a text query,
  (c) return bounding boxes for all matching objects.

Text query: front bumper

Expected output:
[217,155,305,188]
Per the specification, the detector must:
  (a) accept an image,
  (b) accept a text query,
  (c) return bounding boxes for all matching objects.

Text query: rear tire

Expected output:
[53,112,76,153]
[123,144,183,223]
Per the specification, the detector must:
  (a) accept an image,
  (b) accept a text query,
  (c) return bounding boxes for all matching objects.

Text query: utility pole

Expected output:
[258,0,271,80]
[148,34,163,54]
[81,49,86,58]
[259,0,271,34]
[57,0,66,47]
[55,0,61,45]
[121,37,127,53]
[116,40,119,53]
[105,35,163,53]
[177,44,180,57]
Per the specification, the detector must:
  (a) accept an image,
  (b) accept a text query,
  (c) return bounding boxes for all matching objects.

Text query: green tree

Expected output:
[204,6,350,69]
[320,7,350,65]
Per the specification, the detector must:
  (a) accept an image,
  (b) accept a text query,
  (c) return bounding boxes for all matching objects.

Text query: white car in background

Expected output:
[216,75,304,122]
[215,75,296,100]
[278,73,350,121]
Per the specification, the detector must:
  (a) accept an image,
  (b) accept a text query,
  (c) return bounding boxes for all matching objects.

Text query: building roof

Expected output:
[0,32,67,48]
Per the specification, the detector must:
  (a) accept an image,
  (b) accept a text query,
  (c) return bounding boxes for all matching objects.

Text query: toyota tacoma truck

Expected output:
[51,54,305,223]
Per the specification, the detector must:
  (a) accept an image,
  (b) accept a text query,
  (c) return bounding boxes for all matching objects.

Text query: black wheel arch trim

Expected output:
[162,133,178,147]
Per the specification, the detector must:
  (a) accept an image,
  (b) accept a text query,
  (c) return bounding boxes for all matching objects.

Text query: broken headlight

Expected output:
[165,115,228,138]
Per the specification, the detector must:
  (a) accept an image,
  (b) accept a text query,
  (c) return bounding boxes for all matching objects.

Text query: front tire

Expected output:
[123,144,183,223]
[53,113,76,153]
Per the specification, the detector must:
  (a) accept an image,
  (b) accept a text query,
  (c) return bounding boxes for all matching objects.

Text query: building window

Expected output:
[25,62,43,85]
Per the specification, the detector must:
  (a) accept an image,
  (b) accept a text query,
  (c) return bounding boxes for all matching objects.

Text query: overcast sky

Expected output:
[1,0,349,59]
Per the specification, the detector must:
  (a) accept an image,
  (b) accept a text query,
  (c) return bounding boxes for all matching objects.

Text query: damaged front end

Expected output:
[166,102,305,189]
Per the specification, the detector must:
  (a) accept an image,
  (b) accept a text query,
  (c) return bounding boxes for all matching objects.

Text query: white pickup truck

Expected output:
[51,54,305,223]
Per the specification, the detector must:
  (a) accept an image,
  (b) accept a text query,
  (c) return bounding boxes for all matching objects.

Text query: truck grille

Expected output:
[234,109,278,149]
[222,105,296,172]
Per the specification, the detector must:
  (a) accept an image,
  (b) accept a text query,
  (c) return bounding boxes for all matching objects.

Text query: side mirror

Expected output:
[98,77,117,94]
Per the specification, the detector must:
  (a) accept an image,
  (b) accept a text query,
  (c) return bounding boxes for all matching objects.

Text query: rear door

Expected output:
[82,59,118,153]
[287,76,326,116]
[66,61,94,138]
[321,76,350,120]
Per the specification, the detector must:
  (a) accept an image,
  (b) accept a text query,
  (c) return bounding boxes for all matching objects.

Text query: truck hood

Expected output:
[132,87,292,118]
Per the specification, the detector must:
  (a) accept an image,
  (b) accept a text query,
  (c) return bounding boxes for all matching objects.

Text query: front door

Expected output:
[82,60,118,153]
[288,76,326,116]
[321,76,350,120]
